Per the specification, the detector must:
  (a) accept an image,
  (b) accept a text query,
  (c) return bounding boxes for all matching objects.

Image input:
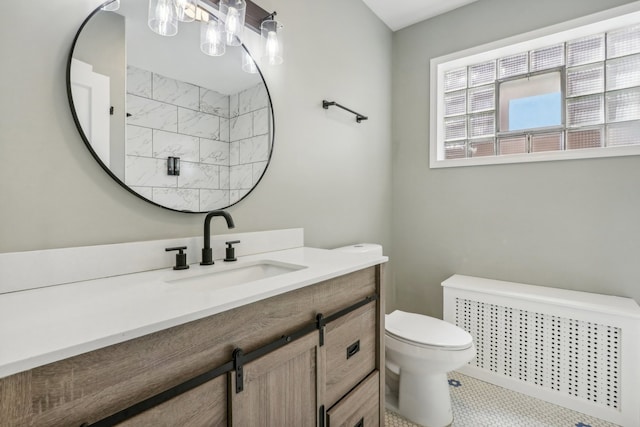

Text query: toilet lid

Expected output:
[385,310,473,350]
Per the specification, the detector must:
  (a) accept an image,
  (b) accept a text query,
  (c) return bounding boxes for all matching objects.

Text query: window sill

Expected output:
[430,144,640,168]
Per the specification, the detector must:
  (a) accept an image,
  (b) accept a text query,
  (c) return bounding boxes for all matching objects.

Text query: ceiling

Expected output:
[361,0,480,31]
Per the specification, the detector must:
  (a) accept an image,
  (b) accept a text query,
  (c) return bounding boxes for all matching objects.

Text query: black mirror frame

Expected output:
[66,0,275,214]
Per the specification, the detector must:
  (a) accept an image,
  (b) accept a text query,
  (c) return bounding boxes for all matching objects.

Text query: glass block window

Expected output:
[567,95,604,127]
[607,121,640,146]
[469,61,496,87]
[444,90,467,116]
[498,53,528,79]
[606,88,640,123]
[498,136,527,155]
[469,139,495,157]
[530,44,565,71]
[531,132,564,152]
[445,142,467,159]
[606,54,640,91]
[469,112,495,138]
[607,24,640,59]
[567,128,603,149]
[444,68,467,92]
[468,85,495,113]
[567,64,604,97]
[445,116,467,141]
[567,34,605,66]
[433,12,640,167]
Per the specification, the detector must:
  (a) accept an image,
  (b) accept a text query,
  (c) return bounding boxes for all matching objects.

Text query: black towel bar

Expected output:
[322,100,368,123]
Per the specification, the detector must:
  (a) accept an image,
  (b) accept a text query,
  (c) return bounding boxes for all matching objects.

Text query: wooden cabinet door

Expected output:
[116,375,227,427]
[230,332,319,427]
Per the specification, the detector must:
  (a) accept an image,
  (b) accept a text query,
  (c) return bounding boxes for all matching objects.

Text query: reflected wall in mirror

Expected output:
[68,0,274,212]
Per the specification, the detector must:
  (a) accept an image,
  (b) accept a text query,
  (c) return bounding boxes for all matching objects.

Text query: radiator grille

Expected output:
[455,298,621,410]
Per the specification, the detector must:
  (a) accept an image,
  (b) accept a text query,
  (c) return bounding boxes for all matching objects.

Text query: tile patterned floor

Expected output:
[385,372,620,427]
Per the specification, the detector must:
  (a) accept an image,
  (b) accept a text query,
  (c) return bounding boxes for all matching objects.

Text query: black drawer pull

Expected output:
[354,417,364,427]
[346,340,360,359]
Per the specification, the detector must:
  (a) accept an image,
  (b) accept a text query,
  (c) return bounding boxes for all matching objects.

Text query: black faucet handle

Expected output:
[224,240,240,262]
[166,246,189,270]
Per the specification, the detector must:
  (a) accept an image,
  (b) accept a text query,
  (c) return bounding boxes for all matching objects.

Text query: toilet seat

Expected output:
[385,310,473,350]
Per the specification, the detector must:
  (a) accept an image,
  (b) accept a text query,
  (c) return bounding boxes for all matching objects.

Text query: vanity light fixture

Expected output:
[260,13,284,66]
[148,0,178,36]
[175,0,198,22]
[101,0,120,11]
[200,15,226,56]
[145,0,283,69]
[220,0,246,46]
[186,5,210,22]
[242,50,258,73]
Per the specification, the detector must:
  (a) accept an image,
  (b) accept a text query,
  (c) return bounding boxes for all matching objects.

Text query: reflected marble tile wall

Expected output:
[125,65,269,211]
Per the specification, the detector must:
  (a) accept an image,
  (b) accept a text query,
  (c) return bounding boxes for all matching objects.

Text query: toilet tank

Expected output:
[333,243,383,257]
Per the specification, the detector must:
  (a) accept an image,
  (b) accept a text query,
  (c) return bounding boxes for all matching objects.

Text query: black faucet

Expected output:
[201,210,235,265]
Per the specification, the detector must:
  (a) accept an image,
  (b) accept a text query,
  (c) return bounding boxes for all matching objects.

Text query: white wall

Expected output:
[392,0,640,318]
[0,0,392,274]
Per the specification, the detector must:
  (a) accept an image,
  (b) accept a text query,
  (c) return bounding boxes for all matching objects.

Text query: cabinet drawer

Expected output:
[327,371,379,427]
[325,301,376,408]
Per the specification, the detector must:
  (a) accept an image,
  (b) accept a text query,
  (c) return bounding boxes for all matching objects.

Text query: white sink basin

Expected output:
[166,260,307,291]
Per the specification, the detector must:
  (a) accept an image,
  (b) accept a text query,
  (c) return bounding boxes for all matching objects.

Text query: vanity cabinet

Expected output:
[0,265,384,426]
[229,332,319,426]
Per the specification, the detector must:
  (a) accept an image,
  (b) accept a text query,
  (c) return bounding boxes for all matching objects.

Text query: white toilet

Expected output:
[385,310,476,427]
[331,244,475,426]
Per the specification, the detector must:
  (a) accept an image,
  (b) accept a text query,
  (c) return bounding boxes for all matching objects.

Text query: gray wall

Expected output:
[392,0,640,318]
[0,0,392,282]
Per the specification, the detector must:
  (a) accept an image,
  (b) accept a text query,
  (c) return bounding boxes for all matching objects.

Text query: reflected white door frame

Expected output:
[70,58,111,167]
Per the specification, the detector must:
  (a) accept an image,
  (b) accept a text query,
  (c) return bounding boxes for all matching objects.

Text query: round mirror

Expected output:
[67,0,274,213]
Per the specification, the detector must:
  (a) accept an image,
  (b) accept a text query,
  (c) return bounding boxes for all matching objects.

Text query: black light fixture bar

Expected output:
[201,0,273,33]
[323,100,369,123]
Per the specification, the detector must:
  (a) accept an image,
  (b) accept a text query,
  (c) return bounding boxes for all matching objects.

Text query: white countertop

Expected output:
[0,247,387,379]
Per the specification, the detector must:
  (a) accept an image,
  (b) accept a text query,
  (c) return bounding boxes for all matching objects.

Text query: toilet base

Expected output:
[388,372,453,427]
[385,389,400,413]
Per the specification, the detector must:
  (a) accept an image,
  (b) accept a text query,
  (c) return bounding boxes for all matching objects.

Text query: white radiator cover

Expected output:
[442,275,640,427]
